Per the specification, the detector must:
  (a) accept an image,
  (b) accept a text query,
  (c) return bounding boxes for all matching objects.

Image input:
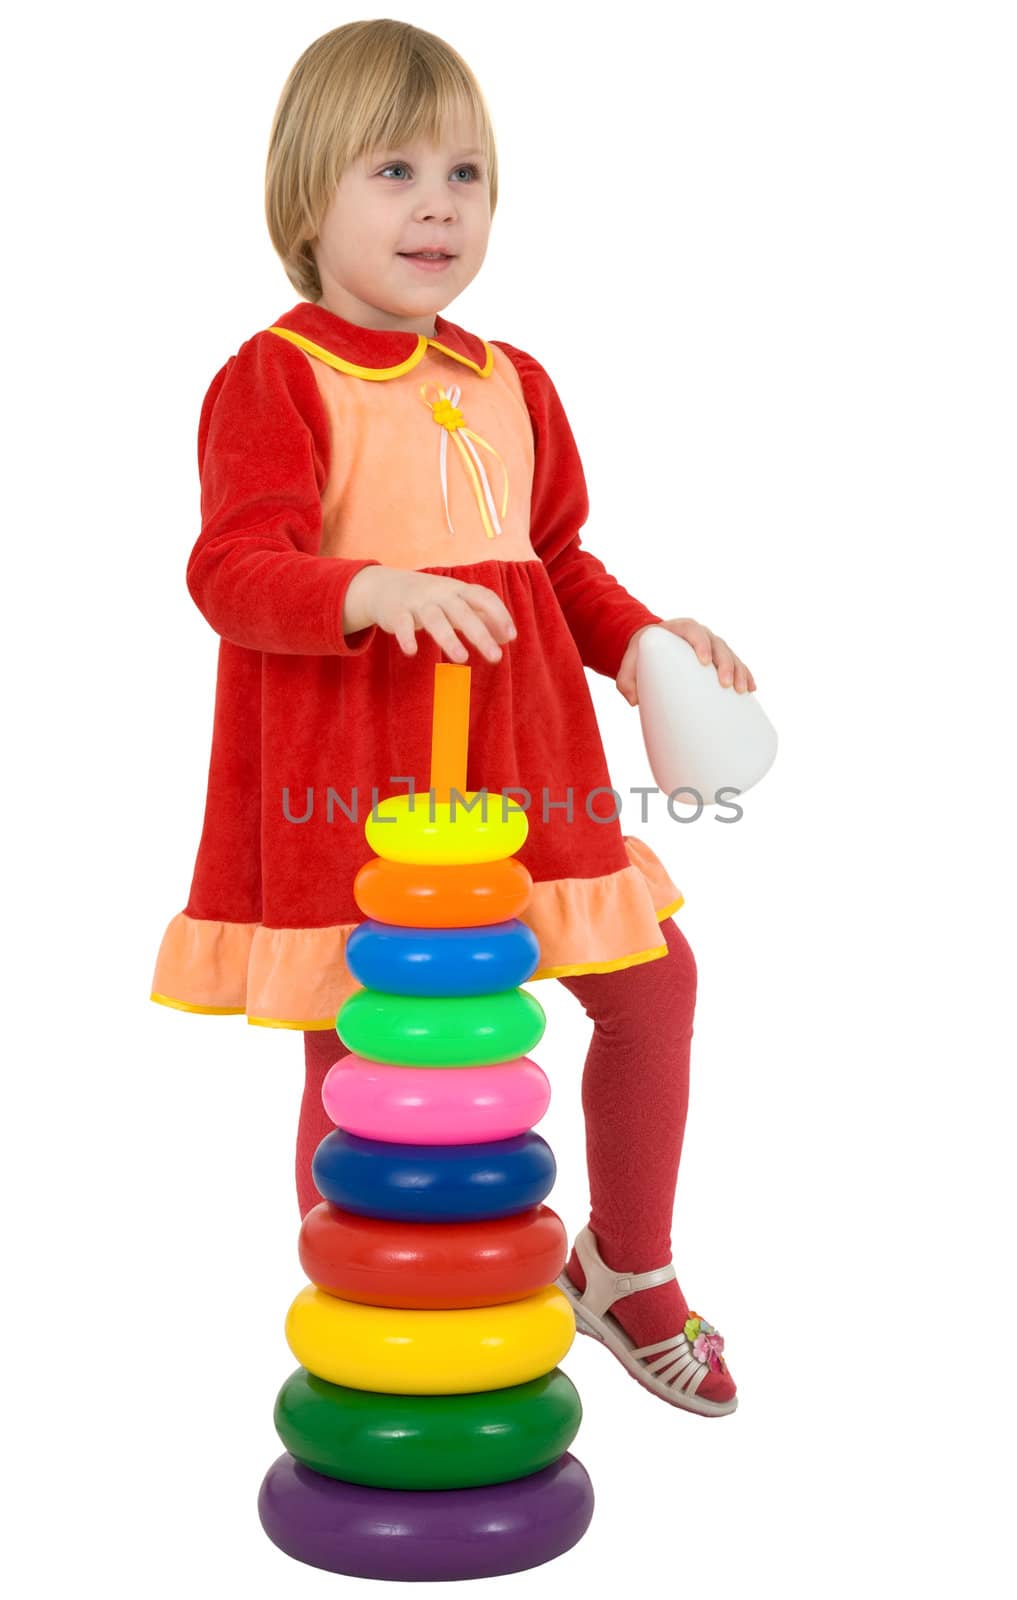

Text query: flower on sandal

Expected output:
[684,1312,715,1341]
[693,1331,727,1373]
[685,1312,727,1373]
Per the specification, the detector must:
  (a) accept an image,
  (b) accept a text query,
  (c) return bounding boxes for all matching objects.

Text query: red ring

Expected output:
[298,1203,567,1309]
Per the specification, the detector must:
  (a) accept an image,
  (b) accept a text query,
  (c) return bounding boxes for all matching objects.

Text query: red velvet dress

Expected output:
[150,300,683,1028]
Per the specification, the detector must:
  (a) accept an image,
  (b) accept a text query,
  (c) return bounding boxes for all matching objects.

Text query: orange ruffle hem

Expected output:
[151,835,683,1030]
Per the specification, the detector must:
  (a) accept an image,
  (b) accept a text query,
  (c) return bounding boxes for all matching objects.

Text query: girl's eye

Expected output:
[379,162,480,182]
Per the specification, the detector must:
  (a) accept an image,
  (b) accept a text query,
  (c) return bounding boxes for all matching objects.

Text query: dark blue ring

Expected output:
[312,1130,556,1222]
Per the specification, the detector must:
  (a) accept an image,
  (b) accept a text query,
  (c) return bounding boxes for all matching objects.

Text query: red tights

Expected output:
[297,917,727,1390]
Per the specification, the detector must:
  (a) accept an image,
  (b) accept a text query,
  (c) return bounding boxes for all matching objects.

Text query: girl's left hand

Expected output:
[615,619,757,707]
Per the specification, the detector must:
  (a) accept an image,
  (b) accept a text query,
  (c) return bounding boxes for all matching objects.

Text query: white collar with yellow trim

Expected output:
[267,300,494,381]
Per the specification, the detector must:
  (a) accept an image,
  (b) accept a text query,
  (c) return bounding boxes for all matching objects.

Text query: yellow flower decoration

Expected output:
[418,380,509,539]
[684,1315,702,1343]
[429,396,465,432]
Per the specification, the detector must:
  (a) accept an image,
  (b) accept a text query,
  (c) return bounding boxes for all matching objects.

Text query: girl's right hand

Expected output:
[343,566,517,663]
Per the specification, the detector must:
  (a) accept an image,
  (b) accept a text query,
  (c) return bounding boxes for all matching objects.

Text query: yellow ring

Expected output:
[285,1283,574,1394]
[365,794,529,865]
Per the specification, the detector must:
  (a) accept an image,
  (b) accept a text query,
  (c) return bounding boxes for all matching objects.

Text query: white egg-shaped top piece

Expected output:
[635,627,777,803]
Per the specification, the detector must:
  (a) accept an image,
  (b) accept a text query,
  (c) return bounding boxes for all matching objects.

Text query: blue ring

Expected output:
[346,919,540,997]
[312,1131,557,1222]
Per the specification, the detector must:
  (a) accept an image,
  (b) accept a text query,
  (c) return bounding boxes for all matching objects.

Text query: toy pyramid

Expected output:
[258,662,594,1580]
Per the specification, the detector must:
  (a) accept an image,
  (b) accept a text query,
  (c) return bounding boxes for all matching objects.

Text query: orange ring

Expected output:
[354,856,532,928]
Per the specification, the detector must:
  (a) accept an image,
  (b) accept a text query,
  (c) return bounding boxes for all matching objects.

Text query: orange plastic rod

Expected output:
[429,663,471,802]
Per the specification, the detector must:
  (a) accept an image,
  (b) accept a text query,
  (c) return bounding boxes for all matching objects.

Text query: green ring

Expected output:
[274,1367,583,1489]
[337,987,546,1066]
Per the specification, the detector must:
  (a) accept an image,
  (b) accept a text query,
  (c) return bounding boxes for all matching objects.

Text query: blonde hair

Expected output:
[265,19,499,301]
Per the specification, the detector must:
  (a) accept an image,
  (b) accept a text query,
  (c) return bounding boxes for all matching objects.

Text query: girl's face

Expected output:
[311,112,492,336]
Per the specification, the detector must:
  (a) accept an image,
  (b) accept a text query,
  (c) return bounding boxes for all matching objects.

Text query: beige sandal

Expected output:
[555,1224,738,1417]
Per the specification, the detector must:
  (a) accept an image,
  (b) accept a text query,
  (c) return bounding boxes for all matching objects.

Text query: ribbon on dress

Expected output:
[419,381,509,538]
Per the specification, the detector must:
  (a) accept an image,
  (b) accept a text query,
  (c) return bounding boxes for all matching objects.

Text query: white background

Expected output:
[4,2,1014,1595]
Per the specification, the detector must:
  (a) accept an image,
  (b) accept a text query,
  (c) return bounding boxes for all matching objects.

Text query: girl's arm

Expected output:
[185,331,382,655]
[492,340,663,681]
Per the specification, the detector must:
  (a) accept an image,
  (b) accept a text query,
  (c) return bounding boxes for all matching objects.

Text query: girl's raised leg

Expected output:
[557,916,735,1405]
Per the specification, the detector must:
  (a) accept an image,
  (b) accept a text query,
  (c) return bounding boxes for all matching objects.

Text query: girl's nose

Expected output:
[415,185,457,224]
[416,202,456,223]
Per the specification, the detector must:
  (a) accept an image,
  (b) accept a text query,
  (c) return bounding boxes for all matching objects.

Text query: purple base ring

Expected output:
[258,1450,594,1580]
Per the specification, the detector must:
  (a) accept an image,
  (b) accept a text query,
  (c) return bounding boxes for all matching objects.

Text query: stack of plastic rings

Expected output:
[257,664,595,1581]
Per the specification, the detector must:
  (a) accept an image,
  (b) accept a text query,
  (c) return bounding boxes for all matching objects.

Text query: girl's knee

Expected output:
[661,918,697,1002]
[559,917,697,1035]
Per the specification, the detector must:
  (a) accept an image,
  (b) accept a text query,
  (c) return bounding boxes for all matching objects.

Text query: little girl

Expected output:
[151,19,755,1418]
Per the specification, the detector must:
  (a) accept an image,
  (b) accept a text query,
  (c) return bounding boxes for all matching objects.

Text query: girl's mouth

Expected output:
[399,253,455,272]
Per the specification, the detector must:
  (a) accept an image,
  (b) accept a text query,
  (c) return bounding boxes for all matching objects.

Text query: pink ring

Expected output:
[322,1054,551,1144]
